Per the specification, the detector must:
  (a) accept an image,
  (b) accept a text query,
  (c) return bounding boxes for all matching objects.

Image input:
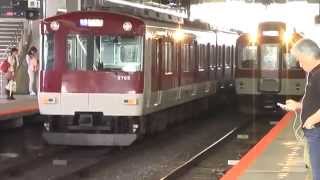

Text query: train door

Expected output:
[258,43,281,92]
[151,38,162,106]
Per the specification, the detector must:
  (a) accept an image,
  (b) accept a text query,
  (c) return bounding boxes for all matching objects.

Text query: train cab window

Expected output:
[239,45,257,69]
[260,44,279,70]
[66,35,89,71]
[100,36,143,72]
[182,44,190,72]
[43,33,54,70]
[163,42,173,74]
[66,34,143,72]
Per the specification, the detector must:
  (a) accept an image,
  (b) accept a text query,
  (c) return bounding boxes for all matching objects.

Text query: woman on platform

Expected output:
[26,46,38,96]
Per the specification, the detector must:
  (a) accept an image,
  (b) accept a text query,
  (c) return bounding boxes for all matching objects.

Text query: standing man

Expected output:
[285,39,320,180]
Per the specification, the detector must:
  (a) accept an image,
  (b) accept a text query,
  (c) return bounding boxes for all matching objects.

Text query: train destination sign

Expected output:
[80,19,104,27]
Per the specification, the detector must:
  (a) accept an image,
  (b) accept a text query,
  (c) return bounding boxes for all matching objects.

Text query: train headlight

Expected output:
[249,33,257,44]
[123,21,132,32]
[50,21,60,31]
[284,31,292,44]
[174,29,184,41]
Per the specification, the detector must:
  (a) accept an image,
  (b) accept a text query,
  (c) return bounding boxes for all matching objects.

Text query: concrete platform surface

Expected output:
[0,95,38,120]
[222,112,311,180]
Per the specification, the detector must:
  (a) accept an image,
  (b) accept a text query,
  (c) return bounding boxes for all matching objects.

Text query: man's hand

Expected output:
[303,116,316,129]
[285,99,301,111]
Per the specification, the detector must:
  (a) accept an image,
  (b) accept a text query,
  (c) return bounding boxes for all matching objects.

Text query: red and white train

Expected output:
[39,7,238,146]
[235,22,305,114]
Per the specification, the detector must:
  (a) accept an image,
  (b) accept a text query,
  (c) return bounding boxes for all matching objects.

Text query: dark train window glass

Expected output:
[198,45,206,71]
[231,46,235,67]
[151,39,160,73]
[190,45,195,71]
[239,45,257,69]
[164,42,173,74]
[226,47,231,66]
[210,45,215,68]
[219,46,223,66]
[261,44,279,70]
[222,46,226,67]
[43,33,54,70]
[172,43,178,73]
[182,44,190,72]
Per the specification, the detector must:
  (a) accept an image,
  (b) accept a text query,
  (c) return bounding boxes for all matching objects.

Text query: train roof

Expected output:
[44,10,215,34]
[258,21,286,30]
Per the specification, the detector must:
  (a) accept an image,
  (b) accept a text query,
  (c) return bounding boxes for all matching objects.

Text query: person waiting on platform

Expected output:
[285,39,320,180]
[26,46,38,96]
[5,47,19,100]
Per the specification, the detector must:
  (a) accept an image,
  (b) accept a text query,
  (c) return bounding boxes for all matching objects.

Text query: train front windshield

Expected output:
[260,44,279,70]
[43,34,144,72]
[67,35,143,72]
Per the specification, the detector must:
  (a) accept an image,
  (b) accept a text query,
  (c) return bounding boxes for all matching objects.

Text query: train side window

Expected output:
[219,46,223,67]
[216,46,219,67]
[239,45,257,69]
[43,33,54,70]
[198,45,205,71]
[209,45,215,68]
[226,47,231,67]
[182,44,190,72]
[231,46,235,67]
[164,42,173,74]
[190,45,195,72]
[172,42,178,73]
[222,45,226,67]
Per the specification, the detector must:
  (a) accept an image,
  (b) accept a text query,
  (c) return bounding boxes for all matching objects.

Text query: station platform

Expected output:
[221,112,311,180]
[0,95,38,121]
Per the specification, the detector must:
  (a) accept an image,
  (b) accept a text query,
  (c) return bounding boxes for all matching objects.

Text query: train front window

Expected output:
[261,44,279,70]
[67,35,90,71]
[66,34,143,72]
[239,45,257,69]
[99,36,143,72]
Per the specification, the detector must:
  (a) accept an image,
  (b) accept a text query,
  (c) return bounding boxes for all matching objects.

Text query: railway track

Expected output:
[0,112,276,180]
[0,146,113,180]
[160,117,275,180]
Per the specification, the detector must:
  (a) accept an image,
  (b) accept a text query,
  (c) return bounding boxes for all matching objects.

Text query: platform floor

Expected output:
[222,112,312,180]
[0,95,38,120]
